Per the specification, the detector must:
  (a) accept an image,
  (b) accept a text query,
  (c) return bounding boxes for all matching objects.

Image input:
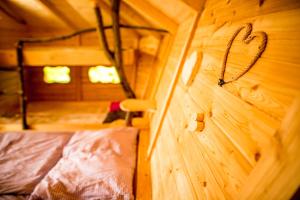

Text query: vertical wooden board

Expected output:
[135,53,156,98]
[150,149,164,199]
[160,119,197,200]
[153,16,196,107]
[155,135,181,200]
[165,112,207,200]
[166,112,227,199]
[239,97,300,199]
[146,34,174,100]
[149,14,200,157]
[148,0,300,199]
[0,71,19,115]
[168,88,253,199]
[155,137,182,200]
[136,130,151,200]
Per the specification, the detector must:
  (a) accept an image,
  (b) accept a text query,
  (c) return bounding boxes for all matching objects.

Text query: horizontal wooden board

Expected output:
[0,47,135,66]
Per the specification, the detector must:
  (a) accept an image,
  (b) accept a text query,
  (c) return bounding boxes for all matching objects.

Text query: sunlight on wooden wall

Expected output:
[88,66,120,84]
[43,66,71,84]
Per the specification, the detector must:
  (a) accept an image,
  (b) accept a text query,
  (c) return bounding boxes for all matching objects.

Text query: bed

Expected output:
[0,127,139,200]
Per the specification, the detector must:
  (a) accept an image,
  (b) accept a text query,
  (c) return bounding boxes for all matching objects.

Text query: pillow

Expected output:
[0,131,72,194]
[30,127,139,200]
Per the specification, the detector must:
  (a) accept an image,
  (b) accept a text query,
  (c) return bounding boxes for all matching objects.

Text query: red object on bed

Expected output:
[109,101,121,112]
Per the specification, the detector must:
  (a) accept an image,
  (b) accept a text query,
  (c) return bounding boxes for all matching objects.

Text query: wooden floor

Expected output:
[0,101,110,130]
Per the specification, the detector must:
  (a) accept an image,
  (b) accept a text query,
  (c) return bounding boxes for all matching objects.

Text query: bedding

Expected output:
[30,127,138,200]
[0,131,72,194]
[0,195,29,200]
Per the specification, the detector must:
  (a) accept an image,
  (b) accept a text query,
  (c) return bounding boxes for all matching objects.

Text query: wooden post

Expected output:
[16,41,29,130]
[94,6,115,64]
[111,0,136,99]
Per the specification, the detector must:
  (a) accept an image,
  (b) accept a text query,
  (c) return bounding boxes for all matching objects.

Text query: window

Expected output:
[43,66,71,84]
[88,66,120,84]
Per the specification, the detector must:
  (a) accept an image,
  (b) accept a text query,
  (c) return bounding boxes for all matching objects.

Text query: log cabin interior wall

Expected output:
[0,0,300,199]
[148,0,300,199]
[0,0,162,109]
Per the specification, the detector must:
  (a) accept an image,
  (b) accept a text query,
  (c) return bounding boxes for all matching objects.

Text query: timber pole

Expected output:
[16,41,29,130]
[94,6,115,64]
[111,0,136,99]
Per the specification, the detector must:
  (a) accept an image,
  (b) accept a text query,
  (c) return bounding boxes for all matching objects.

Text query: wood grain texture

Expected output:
[136,130,152,200]
[0,47,135,66]
[25,64,135,101]
[149,0,300,199]
[148,13,200,159]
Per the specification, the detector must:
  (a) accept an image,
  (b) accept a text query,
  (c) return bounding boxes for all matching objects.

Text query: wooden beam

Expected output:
[139,35,161,56]
[147,14,200,159]
[119,1,162,38]
[39,0,91,30]
[96,0,140,37]
[123,0,178,33]
[0,0,26,25]
[180,0,206,11]
[0,47,135,66]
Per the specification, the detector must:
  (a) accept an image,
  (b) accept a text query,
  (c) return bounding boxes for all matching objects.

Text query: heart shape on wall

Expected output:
[218,23,268,86]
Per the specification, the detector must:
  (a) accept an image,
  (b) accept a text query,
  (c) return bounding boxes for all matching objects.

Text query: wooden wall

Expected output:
[0,28,153,103]
[0,71,19,116]
[148,0,300,199]
[25,65,135,101]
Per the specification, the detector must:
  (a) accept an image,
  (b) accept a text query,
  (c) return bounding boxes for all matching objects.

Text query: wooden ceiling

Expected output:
[0,0,197,36]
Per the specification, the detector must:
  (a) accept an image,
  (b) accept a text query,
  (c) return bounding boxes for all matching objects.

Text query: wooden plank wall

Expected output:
[0,28,154,102]
[25,64,136,101]
[149,0,300,199]
[135,53,156,98]
[0,71,19,116]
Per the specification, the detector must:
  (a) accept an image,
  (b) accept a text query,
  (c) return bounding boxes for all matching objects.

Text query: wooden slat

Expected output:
[240,96,300,199]
[147,14,200,159]
[148,0,300,199]
[136,130,152,200]
[95,0,140,38]
[139,36,161,56]
[39,0,91,30]
[0,0,26,25]
[159,121,197,199]
[180,0,206,11]
[123,0,178,33]
[0,47,135,66]
[199,0,300,26]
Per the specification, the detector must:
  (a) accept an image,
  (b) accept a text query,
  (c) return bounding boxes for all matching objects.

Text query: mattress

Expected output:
[0,127,138,200]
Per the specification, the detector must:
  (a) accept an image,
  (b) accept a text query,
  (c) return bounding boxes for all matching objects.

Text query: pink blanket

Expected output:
[0,131,72,194]
[30,127,138,200]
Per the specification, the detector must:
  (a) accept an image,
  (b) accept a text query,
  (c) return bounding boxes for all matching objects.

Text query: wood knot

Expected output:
[203,181,207,187]
[255,152,261,162]
[259,0,264,7]
[251,84,259,90]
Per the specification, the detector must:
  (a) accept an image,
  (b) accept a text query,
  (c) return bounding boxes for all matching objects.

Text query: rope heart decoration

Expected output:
[218,23,268,86]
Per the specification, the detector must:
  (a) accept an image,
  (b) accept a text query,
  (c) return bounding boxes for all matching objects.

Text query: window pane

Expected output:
[43,66,71,84]
[88,66,120,84]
